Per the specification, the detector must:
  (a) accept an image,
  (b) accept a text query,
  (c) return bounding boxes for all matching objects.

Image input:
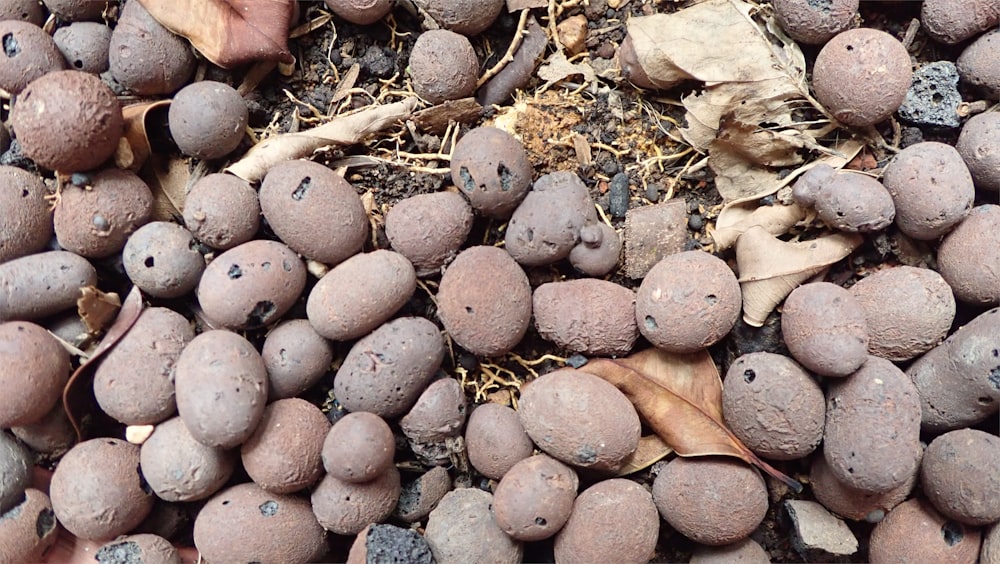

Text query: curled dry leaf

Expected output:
[136,0,294,69]
[580,347,801,491]
[116,100,170,172]
[614,434,673,477]
[712,202,808,251]
[736,226,862,326]
[142,154,192,222]
[76,286,121,334]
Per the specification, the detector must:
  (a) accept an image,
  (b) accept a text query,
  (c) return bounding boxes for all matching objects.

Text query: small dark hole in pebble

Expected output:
[247,301,276,326]
[35,508,54,538]
[993,349,999,357]
[743,369,756,383]
[942,521,964,546]
[847,467,854,474]
[73,60,83,69]
[458,167,475,192]
[978,397,994,405]
[259,500,279,517]
[2,33,19,57]
[20,189,27,197]
[292,176,311,201]
[222,500,230,505]
[228,264,243,279]
[845,44,853,51]
[497,163,513,191]
[644,315,658,330]
[525,228,534,242]
[465,306,474,314]
[282,259,292,272]
[989,367,1000,390]
[144,256,155,268]
[262,261,271,271]
[836,211,845,217]
[107,440,117,446]
[535,517,547,526]
[705,294,717,305]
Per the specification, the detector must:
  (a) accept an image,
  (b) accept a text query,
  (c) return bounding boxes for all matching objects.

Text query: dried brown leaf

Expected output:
[116,100,170,172]
[711,201,808,250]
[142,153,191,221]
[580,348,801,491]
[614,434,673,477]
[76,286,121,334]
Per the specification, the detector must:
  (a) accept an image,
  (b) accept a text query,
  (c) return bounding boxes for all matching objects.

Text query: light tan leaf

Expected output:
[142,154,191,221]
[536,50,596,91]
[712,201,808,250]
[76,287,120,334]
[116,100,170,172]
[614,434,673,477]
[580,348,801,491]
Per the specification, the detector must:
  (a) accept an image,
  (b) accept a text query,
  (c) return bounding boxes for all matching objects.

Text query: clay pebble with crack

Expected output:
[311,465,401,536]
[773,0,859,45]
[449,126,533,218]
[394,465,451,523]
[465,403,534,481]
[122,221,205,299]
[414,0,505,36]
[182,173,260,250]
[0,250,96,322]
[0,431,29,514]
[810,453,916,523]
[505,170,599,266]
[95,534,181,564]
[921,428,1000,526]
[781,282,869,377]
[0,164,52,263]
[937,204,1000,305]
[882,141,974,240]
[54,169,154,258]
[261,319,333,401]
[139,416,236,503]
[553,479,658,564]
[53,22,111,74]
[168,80,248,160]
[400,377,467,466]
[424,488,522,564]
[241,398,330,494]
[385,191,474,276]
[956,112,1000,192]
[323,0,394,25]
[109,0,194,95]
[868,498,981,564]
[532,278,638,357]
[921,0,1000,44]
[409,29,478,104]
[0,321,70,428]
[790,163,895,233]
[492,454,579,542]
[0,20,64,94]
[0,488,58,561]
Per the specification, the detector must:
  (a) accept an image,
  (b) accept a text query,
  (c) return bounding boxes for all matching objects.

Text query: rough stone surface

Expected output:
[898,62,962,128]
[784,500,859,560]
[624,199,687,279]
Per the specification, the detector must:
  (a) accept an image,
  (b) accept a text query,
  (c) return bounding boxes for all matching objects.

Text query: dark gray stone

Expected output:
[366,524,435,564]
[609,172,630,218]
[898,61,962,128]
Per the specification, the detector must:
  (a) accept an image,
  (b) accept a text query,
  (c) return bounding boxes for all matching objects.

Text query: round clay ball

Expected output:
[493,454,579,541]
[93,307,194,426]
[0,488,58,562]
[182,173,260,250]
[554,479,659,564]
[168,81,248,160]
[812,28,912,127]
[957,28,1000,99]
[50,438,154,540]
[347,523,435,564]
[0,0,44,25]
[258,159,367,265]
[394,465,451,523]
[242,398,331,494]
[109,0,195,95]
[518,368,640,473]
[123,221,205,298]
[810,453,916,522]
[921,0,1000,44]
[53,22,111,74]
[311,466,401,535]
[174,330,269,449]
[791,164,895,233]
[196,239,306,330]
[194,482,326,564]
[921,428,1000,526]
[636,250,741,353]
[140,416,237,502]
[414,0,504,36]
[450,127,533,218]
[399,378,467,466]
[653,457,768,546]
[869,498,981,564]
[0,19,65,96]
[437,245,531,357]
[96,534,180,564]
[409,29,477,104]
[0,321,70,428]
[0,164,53,263]
[505,171,598,267]
[11,69,123,172]
[568,222,622,277]
[0,431,29,514]
[323,0,394,25]
[849,266,955,361]
[781,282,869,377]
[9,402,76,456]
[262,319,333,400]
[0,250,96,323]
[43,0,105,21]
[984,523,1000,564]
[54,169,154,258]
[322,411,395,484]
[882,141,974,240]
[385,191,473,276]
[722,352,825,460]
[773,0,858,45]
[532,279,638,357]
[956,111,1000,192]
[424,488,522,564]
[465,402,534,481]
[690,539,770,563]
[937,205,1000,306]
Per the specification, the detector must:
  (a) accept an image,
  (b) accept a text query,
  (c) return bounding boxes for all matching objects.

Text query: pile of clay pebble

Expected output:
[1,0,999,563]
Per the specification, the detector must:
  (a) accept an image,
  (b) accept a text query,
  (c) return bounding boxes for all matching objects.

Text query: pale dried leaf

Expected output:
[142,154,191,221]
[116,100,170,172]
[712,202,808,250]
[537,50,596,90]
[76,287,120,334]
[614,435,673,477]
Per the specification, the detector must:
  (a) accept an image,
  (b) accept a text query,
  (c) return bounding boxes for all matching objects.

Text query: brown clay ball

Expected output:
[0,20,65,94]
[182,173,260,250]
[869,498,981,564]
[43,0,105,22]
[0,321,70,428]
[385,191,474,276]
[0,0,44,25]
[96,534,181,564]
[122,221,205,299]
[394,466,452,524]
[532,279,638,357]
[812,28,912,127]
[0,431,29,514]
[465,403,534,481]
[109,0,195,95]
[409,29,478,104]
[921,428,1000,526]
[493,454,579,541]
[773,0,859,45]
[140,416,237,502]
[957,28,1000,99]
[53,22,111,74]
[242,398,331,494]
[0,488,58,562]
[569,222,622,277]
[414,0,504,36]
[505,171,598,267]
[322,411,395,484]
[553,479,659,564]
[54,169,154,258]
[11,70,123,172]
[791,164,895,233]
[921,0,1000,44]
[261,319,333,400]
[937,205,1000,306]
[0,250,96,322]
[311,466,401,535]
[169,81,248,160]
[956,111,1000,192]
[882,141,974,240]
[810,453,916,522]
[323,0,394,25]
[0,164,52,263]
[689,538,770,564]
[424,488,523,564]
[400,378,467,466]
[449,127,533,218]
[781,282,869,377]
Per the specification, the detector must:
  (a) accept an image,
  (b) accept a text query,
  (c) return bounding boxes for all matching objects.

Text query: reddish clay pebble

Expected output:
[409,29,478,104]
[385,191,473,276]
[168,81,248,160]
[824,356,922,493]
[347,523,434,564]
[50,438,154,540]
[400,378,467,466]
[0,321,69,427]
[323,0,394,25]
[465,403,534,480]
[259,159,367,265]
[984,523,1000,563]
[109,0,195,95]
[9,402,75,456]
[554,479,658,564]
[869,498,981,564]
[812,28,912,127]
[54,169,154,258]
[394,466,451,523]
[956,112,1000,191]
[307,250,416,340]
[123,221,205,298]
[636,250,741,353]
[722,352,825,460]
[782,282,869,376]
[791,164,895,232]
[519,368,640,473]
[850,266,955,361]
[882,142,974,240]
[653,457,768,545]
[414,0,504,36]
[94,307,193,425]
[493,454,578,541]
[0,431,29,513]
[957,28,1000,99]
[53,22,111,74]
[450,127,533,218]
[194,482,326,564]
[0,20,64,94]
[334,316,444,418]
[0,250,96,322]
[689,538,771,563]
[0,489,58,562]
[323,411,395,484]
[425,488,522,564]
[907,307,1000,432]
[921,428,1000,525]
[262,319,333,400]
[197,239,306,330]
[568,222,622,276]
[506,171,598,266]
[811,453,916,522]
[96,534,180,564]
[43,0,105,21]
[242,398,330,494]
[174,330,269,449]
[0,165,52,263]
[311,466,401,535]
[532,279,638,357]
[182,173,260,250]
[0,0,44,25]
[437,245,531,357]
[773,0,858,44]
[921,0,1000,44]
[937,205,1000,305]
[11,70,123,172]
[140,416,236,502]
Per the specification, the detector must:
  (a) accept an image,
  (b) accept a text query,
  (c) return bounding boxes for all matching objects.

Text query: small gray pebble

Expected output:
[688,214,704,231]
[609,173,629,218]
[566,354,588,368]
[897,62,962,128]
